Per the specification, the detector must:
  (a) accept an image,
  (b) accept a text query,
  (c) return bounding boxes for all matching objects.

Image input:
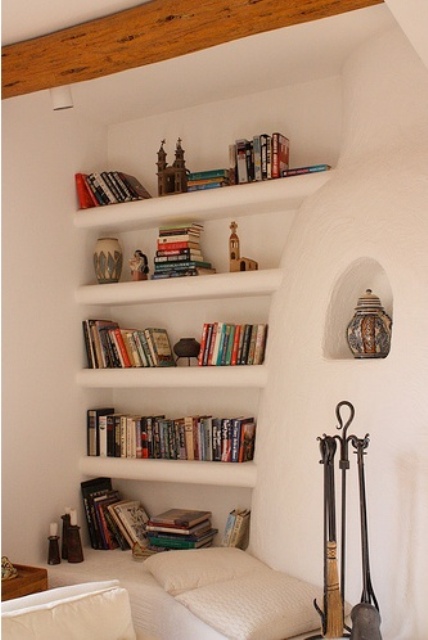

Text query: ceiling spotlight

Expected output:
[50,85,74,110]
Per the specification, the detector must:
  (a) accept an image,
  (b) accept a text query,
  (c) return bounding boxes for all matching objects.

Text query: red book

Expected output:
[157,241,200,251]
[75,172,98,209]
[271,133,290,179]
[111,328,132,368]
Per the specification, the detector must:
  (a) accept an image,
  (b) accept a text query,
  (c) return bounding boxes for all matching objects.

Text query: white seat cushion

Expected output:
[2,580,136,640]
[144,547,270,596]
[175,570,324,640]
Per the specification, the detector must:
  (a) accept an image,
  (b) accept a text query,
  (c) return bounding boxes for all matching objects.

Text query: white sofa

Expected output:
[41,547,327,640]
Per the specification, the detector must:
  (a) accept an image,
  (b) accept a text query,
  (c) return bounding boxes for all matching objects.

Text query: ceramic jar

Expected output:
[93,237,123,284]
[346,289,392,358]
[173,338,201,365]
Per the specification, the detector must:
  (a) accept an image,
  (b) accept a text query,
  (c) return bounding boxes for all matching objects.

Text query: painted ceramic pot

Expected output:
[346,289,392,358]
[173,338,201,364]
[94,237,123,284]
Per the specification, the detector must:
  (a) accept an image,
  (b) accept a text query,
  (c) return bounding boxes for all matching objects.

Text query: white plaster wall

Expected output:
[250,27,428,639]
[1,91,109,563]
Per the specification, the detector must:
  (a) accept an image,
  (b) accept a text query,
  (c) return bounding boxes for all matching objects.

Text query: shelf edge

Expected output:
[79,457,257,488]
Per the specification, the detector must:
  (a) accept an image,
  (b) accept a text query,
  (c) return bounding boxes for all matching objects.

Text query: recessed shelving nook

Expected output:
[76,171,334,491]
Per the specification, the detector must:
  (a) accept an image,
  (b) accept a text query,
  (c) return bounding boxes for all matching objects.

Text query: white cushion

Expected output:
[175,570,324,640]
[144,547,270,596]
[2,580,136,640]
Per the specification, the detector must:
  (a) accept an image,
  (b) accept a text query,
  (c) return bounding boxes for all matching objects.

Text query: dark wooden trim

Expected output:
[2,0,383,100]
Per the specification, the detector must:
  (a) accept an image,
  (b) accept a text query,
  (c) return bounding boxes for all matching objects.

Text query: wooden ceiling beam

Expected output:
[2,0,383,100]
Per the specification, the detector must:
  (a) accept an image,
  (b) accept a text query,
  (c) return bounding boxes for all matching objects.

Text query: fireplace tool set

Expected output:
[307,401,382,640]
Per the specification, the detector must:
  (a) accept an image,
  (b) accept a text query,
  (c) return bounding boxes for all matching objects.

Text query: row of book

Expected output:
[152,222,216,279]
[87,408,256,463]
[198,322,267,366]
[230,132,290,184]
[221,508,251,550]
[83,321,176,369]
[81,477,150,551]
[75,171,152,209]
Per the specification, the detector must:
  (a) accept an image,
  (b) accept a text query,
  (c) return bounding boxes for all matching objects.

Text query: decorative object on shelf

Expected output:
[2,557,18,581]
[308,401,382,640]
[61,509,71,560]
[173,337,201,366]
[346,289,392,359]
[67,510,84,563]
[156,138,188,196]
[47,522,61,565]
[229,221,258,272]
[93,237,123,284]
[129,250,149,281]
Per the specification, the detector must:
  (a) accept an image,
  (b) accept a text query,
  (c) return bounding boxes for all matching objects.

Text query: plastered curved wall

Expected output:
[250,27,428,640]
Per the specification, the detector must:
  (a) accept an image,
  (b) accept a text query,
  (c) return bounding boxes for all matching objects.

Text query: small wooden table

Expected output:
[2,564,48,601]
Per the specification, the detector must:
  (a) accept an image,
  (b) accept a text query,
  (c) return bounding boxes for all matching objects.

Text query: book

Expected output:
[157,233,200,244]
[75,173,98,209]
[238,420,257,462]
[271,132,290,178]
[281,163,331,177]
[148,508,212,528]
[236,139,251,183]
[187,169,229,181]
[92,490,121,550]
[222,509,251,549]
[231,417,255,463]
[143,328,176,367]
[146,518,212,535]
[89,171,118,204]
[112,500,150,546]
[80,477,113,549]
[261,134,271,180]
[118,172,152,200]
[147,529,217,549]
[87,407,114,456]
[156,241,200,251]
[159,222,203,235]
[187,181,229,191]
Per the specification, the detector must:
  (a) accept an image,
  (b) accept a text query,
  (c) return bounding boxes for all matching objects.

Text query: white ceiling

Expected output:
[2,2,424,126]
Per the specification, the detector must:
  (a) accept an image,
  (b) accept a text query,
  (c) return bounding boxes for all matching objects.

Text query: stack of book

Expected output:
[80,477,150,551]
[82,320,176,369]
[221,508,251,550]
[146,508,217,550]
[87,409,257,463]
[75,171,151,208]
[198,322,268,366]
[153,222,216,279]
[186,169,231,192]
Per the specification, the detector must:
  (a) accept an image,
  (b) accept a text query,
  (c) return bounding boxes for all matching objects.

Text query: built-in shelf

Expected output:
[76,365,268,389]
[74,171,334,232]
[76,269,283,306]
[79,456,257,488]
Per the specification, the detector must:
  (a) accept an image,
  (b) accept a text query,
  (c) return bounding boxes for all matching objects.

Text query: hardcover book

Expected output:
[148,508,212,528]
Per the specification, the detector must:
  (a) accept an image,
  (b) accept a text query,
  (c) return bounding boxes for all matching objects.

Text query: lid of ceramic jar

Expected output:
[354,289,384,311]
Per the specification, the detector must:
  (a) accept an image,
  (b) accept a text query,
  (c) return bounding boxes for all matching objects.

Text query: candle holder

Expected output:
[47,536,61,565]
[67,525,84,563]
[61,513,71,560]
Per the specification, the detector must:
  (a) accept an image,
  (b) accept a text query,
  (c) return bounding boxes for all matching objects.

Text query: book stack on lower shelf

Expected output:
[83,321,175,369]
[153,222,216,279]
[80,477,149,551]
[146,509,218,550]
[87,409,257,463]
[198,322,268,366]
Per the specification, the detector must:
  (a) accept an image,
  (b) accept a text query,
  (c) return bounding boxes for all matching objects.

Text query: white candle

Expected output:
[50,522,58,537]
[70,509,77,526]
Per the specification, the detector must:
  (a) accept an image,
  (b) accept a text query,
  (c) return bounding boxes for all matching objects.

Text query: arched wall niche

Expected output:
[324,256,393,360]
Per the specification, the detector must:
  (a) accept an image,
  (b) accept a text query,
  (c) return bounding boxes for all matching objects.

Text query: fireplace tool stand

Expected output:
[307,401,382,640]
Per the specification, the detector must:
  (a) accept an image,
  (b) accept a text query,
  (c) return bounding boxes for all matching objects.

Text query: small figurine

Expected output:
[129,250,149,281]
[229,221,258,272]
[156,138,188,196]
